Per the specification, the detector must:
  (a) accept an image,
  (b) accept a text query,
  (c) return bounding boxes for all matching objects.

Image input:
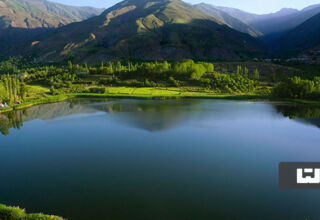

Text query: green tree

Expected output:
[68,61,74,73]
[253,69,260,80]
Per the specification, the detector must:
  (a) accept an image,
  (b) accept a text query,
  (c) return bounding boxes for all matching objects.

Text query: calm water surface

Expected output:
[0,99,320,220]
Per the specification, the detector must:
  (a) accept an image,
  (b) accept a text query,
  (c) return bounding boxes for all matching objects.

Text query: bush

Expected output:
[199,73,256,93]
[0,204,25,219]
[273,76,319,99]
[168,77,180,87]
[0,204,63,220]
[98,78,113,85]
[118,80,144,87]
[89,87,106,94]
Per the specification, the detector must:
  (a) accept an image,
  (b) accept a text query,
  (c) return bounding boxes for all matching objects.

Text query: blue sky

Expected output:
[50,0,320,14]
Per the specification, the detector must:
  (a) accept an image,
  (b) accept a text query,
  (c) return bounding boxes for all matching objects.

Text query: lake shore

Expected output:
[1,87,320,113]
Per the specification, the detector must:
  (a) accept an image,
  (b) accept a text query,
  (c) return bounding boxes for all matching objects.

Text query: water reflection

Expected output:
[274,103,320,119]
[0,99,102,135]
[92,99,203,131]
[0,111,24,135]
[273,103,320,128]
[0,99,320,135]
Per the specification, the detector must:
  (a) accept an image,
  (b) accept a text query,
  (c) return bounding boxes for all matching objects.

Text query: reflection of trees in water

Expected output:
[0,99,200,135]
[0,110,25,135]
[21,99,109,121]
[0,98,116,136]
[3,99,320,135]
[274,104,320,128]
[275,104,320,119]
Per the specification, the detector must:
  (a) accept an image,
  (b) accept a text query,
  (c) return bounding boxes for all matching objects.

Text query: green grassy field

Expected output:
[94,86,267,97]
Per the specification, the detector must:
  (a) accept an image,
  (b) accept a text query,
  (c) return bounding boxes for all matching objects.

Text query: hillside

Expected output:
[0,0,103,29]
[213,6,259,24]
[250,5,320,35]
[214,4,320,35]
[271,13,320,55]
[25,0,264,62]
[195,3,262,37]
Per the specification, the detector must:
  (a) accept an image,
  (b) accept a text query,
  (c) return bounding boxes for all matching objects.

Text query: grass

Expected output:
[26,85,50,94]
[25,85,51,100]
[102,87,260,97]
[1,85,320,113]
[0,106,13,113]
[14,94,75,110]
[0,204,63,220]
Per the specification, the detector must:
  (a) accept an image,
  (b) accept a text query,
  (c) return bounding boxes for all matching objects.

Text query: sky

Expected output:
[50,0,320,14]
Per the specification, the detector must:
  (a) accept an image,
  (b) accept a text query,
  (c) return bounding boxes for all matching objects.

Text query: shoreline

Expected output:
[1,92,320,113]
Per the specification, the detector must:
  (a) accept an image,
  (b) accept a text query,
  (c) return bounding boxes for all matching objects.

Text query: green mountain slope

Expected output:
[27,0,264,62]
[0,0,103,29]
[195,3,262,37]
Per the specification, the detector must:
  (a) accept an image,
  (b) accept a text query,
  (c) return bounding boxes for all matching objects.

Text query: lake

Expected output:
[0,99,320,220]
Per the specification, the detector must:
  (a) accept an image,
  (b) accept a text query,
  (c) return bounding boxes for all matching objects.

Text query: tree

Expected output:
[0,75,24,104]
[84,63,89,73]
[115,61,122,72]
[20,83,27,101]
[243,67,249,78]
[253,69,260,80]
[68,61,73,73]
[163,61,170,72]
[50,86,56,95]
[273,76,315,99]
[237,66,242,75]
[190,64,206,80]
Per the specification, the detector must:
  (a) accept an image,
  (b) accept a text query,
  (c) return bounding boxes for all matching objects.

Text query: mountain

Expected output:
[301,4,320,12]
[271,13,320,55]
[0,0,104,29]
[215,4,320,35]
[24,0,264,62]
[212,6,259,24]
[194,3,262,37]
[250,6,320,35]
[0,0,104,56]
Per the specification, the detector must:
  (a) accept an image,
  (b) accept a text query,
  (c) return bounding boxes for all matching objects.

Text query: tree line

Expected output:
[273,76,320,99]
[0,75,26,104]
[1,58,320,102]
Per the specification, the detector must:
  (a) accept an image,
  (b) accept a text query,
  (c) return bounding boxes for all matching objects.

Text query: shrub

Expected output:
[273,76,319,99]
[89,87,106,94]
[0,204,63,220]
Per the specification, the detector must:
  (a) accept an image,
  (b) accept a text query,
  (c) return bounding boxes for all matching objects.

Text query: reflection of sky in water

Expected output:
[0,99,320,220]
